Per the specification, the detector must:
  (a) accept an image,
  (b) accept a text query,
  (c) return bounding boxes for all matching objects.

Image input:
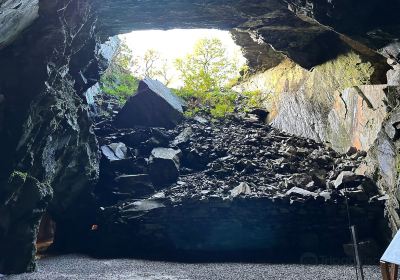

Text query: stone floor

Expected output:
[2,254,381,280]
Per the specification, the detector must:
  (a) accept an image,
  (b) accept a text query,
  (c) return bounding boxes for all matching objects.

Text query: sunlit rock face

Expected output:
[235,51,390,153]
[0,0,39,50]
[272,85,392,153]
[357,92,400,234]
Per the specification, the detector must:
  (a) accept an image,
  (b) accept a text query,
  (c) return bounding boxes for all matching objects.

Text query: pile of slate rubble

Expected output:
[86,79,388,263]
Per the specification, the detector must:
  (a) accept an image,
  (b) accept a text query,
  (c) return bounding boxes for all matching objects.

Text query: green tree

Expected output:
[100,39,139,103]
[175,37,239,94]
[131,49,173,86]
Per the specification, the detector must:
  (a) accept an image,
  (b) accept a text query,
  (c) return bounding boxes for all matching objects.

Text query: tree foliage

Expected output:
[100,39,139,104]
[131,49,173,86]
[175,37,239,94]
[174,37,244,118]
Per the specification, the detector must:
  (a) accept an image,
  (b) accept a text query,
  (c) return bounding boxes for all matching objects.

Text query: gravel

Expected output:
[2,254,381,280]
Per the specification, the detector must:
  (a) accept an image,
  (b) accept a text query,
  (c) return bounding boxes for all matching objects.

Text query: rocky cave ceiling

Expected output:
[91,0,400,69]
[2,0,400,70]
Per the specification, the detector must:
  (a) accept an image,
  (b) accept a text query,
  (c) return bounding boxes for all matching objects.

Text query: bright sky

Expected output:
[118,29,247,88]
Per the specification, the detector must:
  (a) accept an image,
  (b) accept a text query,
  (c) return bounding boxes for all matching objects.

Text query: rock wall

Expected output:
[236,45,400,233]
[0,0,39,50]
[0,172,52,274]
[235,51,389,153]
[0,0,100,274]
[93,197,386,263]
[355,88,400,233]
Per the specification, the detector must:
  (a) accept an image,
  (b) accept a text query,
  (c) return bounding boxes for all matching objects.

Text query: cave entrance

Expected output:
[36,212,56,256]
[117,29,247,89]
[79,26,387,267]
[87,28,248,116]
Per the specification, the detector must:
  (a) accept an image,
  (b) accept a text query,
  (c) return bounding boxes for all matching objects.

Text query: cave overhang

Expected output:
[90,0,389,71]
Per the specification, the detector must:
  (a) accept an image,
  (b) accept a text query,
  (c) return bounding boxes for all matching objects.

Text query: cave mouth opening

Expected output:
[117,29,247,89]
[89,28,248,110]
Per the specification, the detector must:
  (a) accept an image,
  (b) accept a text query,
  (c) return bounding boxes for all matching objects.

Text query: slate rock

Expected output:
[100,143,148,176]
[149,148,181,187]
[333,171,365,189]
[319,190,332,201]
[172,127,193,147]
[384,111,400,140]
[101,142,129,162]
[230,182,252,197]
[115,79,184,129]
[194,116,208,124]
[345,146,358,156]
[387,69,400,86]
[286,187,317,198]
[114,174,155,198]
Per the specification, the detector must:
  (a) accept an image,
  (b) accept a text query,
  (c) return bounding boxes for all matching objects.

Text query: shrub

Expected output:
[100,67,139,104]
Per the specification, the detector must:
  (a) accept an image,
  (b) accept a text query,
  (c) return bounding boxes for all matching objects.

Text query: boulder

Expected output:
[230,182,252,197]
[100,142,144,176]
[101,142,129,162]
[387,69,400,86]
[346,146,358,156]
[333,171,365,189]
[172,127,193,147]
[286,187,317,198]
[384,111,400,140]
[149,148,181,187]
[115,79,184,129]
[114,174,154,198]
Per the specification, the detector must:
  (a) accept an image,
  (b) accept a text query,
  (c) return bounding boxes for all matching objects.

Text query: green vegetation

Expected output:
[174,37,247,118]
[175,89,237,118]
[100,40,139,104]
[242,90,265,109]
[175,38,239,93]
[100,37,254,118]
[100,68,139,104]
